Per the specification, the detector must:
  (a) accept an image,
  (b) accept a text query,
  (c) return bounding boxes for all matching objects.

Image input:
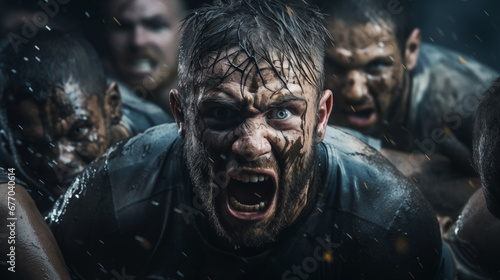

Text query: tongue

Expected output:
[228,180,272,205]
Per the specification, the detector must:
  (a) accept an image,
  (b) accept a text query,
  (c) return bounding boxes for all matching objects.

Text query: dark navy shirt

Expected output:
[49,123,453,280]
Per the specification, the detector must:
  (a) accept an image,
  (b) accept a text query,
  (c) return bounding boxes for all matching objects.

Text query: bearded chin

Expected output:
[183,128,317,248]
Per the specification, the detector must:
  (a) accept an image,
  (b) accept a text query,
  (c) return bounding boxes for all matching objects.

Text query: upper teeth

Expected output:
[233,174,269,183]
[134,59,154,71]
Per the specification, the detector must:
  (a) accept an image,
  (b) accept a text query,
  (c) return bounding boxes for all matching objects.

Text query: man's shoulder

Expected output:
[103,123,183,210]
[321,127,436,231]
[412,43,499,110]
[115,79,174,135]
[318,127,445,278]
[322,126,407,187]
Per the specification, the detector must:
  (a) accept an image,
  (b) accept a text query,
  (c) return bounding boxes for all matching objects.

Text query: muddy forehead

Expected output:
[109,0,179,22]
[203,49,307,97]
[327,20,398,64]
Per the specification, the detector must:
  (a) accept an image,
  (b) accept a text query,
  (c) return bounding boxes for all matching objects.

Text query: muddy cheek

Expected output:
[368,74,393,110]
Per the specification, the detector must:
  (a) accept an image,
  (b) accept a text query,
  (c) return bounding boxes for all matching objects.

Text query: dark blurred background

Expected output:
[413,0,500,71]
[1,0,499,71]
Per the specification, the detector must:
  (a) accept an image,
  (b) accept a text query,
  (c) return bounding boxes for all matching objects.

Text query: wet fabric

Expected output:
[49,123,453,280]
[115,80,174,135]
[386,43,499,152]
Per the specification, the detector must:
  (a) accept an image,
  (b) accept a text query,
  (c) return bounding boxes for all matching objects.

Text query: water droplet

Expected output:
[11,69,17,74]
[45,25,51,31]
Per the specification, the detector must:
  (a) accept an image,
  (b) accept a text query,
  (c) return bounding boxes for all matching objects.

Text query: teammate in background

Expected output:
[315,0,499,226]
[49,1,453,279]
[0,32,129,212]
[102,0,206,116]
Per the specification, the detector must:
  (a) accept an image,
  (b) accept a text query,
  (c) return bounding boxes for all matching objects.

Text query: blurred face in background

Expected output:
[106,0,183,92]
[324,19,420,138]
[7,81,122,197]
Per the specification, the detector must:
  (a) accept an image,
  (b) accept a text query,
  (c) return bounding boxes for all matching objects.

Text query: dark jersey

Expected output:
[49,123,453,280]
[385,43,499,155]
[117,80,174,135]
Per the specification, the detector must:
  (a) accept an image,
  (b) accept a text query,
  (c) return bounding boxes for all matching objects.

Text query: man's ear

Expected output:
[316,89,333,142]
[105,82,123,125]
[405,28,421,71]
[169,89,185,137]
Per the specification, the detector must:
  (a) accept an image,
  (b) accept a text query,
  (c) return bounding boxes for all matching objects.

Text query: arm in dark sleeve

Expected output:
[47,156,124,280]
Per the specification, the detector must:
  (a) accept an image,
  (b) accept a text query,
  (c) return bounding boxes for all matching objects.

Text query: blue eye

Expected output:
[268,108,291,120]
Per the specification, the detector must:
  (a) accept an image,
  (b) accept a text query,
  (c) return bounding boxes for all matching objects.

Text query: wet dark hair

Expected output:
[178,0,330,108]
[0,31,107,106]
[314,0,414,50]
[473,77,500,218]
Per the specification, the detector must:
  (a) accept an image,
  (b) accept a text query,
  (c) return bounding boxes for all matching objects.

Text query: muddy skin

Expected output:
[179,49,330,247]
[445,190,500,279]
[106,0,183,114]
[325,19,411,138]
[0,184,70,280]
[7,80,117,197]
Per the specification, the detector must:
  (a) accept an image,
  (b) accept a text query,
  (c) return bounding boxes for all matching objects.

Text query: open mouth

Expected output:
[124,57,158,77]
[345,108,376,127]
[132,58,156,72]
[223,171,277,221]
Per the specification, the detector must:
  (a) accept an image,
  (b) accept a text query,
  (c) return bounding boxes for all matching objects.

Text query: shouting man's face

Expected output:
[325,19,420,137]
[174,49,332,247]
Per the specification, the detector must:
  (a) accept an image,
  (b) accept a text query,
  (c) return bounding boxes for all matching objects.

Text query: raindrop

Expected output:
[28,87,33,92]
[11,69,17,74]
[85,11,90,17]
[75,194,80,199]
[17,125,23,130]
[34,45,40,51]
[35,56,41,62]
[23,57,29,61]
[45,25,51,31]
[151,201,159,206]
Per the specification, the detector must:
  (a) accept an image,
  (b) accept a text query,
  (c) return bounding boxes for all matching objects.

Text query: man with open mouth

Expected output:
[49,0,453,279]
[320,0,498,165]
